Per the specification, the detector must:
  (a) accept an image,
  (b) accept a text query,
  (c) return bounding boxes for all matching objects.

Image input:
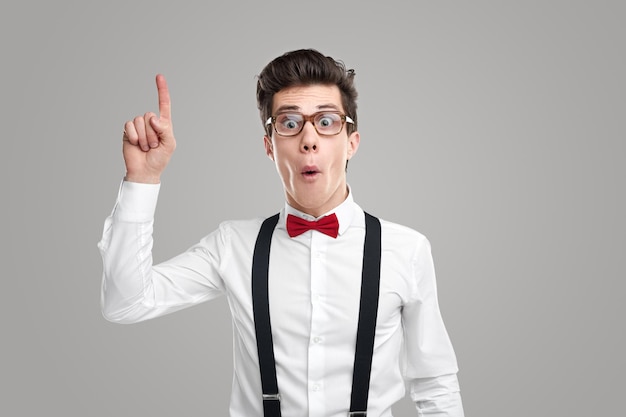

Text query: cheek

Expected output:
[334,143,350,164]
[273,151,295,175]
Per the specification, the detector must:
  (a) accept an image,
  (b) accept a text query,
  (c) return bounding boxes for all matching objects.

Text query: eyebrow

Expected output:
[274,103,342,114]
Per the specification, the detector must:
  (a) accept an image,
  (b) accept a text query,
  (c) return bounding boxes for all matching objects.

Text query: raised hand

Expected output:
[122,74,176,184]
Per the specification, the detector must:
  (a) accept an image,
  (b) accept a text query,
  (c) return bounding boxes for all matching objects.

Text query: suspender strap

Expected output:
[252,212,382,417]
[252,213,282,417]
[349,212,382,416]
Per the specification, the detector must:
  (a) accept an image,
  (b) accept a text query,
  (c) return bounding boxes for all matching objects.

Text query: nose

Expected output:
[300,121,318,152]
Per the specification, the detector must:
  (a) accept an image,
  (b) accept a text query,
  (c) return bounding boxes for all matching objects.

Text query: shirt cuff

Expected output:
[409,373,460,402]
[112,180,161,222]
[410,374,464,416]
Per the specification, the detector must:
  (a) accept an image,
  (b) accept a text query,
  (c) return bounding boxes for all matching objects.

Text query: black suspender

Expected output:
[252,212,382,417]
[252,213,282,417]
[349,212,382,416]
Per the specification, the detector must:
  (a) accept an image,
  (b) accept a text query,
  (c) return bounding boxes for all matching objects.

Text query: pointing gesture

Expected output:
[122,74,176,184]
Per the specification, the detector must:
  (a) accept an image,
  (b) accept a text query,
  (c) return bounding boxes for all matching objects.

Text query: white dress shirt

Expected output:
[98,181,464,417]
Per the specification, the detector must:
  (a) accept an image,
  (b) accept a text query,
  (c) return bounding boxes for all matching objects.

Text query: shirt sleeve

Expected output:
[409,374,465,417]
[401,235,463,415]
[97,180,227,323]
[402,236,459,377]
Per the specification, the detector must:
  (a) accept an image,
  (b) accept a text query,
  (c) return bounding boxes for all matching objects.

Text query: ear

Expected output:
[263,135,275,161]
[346,131,360,160]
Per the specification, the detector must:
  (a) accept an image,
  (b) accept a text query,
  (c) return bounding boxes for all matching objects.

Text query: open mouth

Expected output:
[302,166,320,177]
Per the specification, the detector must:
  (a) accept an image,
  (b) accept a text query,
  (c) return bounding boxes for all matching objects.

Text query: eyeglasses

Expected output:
[265,111,354,137]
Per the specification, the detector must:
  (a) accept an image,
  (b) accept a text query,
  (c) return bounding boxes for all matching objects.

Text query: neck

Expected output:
[286,185,350,218]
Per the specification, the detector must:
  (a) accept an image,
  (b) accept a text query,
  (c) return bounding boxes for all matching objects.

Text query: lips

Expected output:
[301,165,320,175]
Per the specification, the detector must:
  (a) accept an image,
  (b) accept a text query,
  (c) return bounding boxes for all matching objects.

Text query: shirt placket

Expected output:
[308,230,329,417]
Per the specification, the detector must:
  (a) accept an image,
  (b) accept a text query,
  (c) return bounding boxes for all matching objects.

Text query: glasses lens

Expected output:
[314,113,342,134]
[275,113,304,136]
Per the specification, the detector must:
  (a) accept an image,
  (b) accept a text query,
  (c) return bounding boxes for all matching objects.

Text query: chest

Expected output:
[225,227,412,346]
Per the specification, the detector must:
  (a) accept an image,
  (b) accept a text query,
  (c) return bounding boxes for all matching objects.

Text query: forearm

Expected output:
[98,181,163,323]
[410,374,465,417]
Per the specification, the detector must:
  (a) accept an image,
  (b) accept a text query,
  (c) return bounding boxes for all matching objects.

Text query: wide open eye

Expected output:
[315,113,341,132]
[276,114,303,134]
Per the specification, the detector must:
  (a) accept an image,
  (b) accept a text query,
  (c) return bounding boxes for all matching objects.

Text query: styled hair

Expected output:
[257,49,358,137]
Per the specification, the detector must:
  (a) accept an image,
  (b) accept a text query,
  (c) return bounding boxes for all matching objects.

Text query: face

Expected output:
[264,84,360,218]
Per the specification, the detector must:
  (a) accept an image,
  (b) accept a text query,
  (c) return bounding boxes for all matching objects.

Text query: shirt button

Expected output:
[313,336,322,344]
[312,384,320,392]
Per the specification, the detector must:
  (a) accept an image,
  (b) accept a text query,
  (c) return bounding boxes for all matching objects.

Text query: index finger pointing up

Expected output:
[155,74,171,121]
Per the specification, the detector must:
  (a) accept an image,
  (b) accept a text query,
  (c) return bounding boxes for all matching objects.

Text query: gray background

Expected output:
[2,1,624,416]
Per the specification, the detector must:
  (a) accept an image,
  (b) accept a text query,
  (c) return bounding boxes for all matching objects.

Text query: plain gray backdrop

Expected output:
[2,1,624,416]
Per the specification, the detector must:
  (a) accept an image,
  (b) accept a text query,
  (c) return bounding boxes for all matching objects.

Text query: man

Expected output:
[99,49,464,416]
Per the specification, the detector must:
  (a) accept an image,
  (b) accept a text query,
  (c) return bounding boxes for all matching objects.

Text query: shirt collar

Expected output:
[282,185,357,237]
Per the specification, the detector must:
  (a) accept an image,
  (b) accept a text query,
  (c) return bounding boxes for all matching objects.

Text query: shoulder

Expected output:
[353,204,430,252]
[378,217,429,245]
[216,217,268,240]
[196,216,275,263]
[374,217,432,260]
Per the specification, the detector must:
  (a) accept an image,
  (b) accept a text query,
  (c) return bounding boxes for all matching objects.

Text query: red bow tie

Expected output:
[286,213,339,238]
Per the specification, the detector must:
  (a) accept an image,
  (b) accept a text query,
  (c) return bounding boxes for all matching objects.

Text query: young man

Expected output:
[99,49,464,417]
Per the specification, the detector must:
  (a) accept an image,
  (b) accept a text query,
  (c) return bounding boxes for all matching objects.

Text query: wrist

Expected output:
[124,173,161,184]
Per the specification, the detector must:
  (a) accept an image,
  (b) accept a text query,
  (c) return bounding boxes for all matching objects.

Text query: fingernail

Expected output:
[150,142,159,148]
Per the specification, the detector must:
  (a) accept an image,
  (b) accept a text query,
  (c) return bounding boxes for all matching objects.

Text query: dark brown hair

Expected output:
[257,49,358,137]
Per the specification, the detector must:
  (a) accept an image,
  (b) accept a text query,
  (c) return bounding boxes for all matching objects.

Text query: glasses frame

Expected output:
[265,111,355,137]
